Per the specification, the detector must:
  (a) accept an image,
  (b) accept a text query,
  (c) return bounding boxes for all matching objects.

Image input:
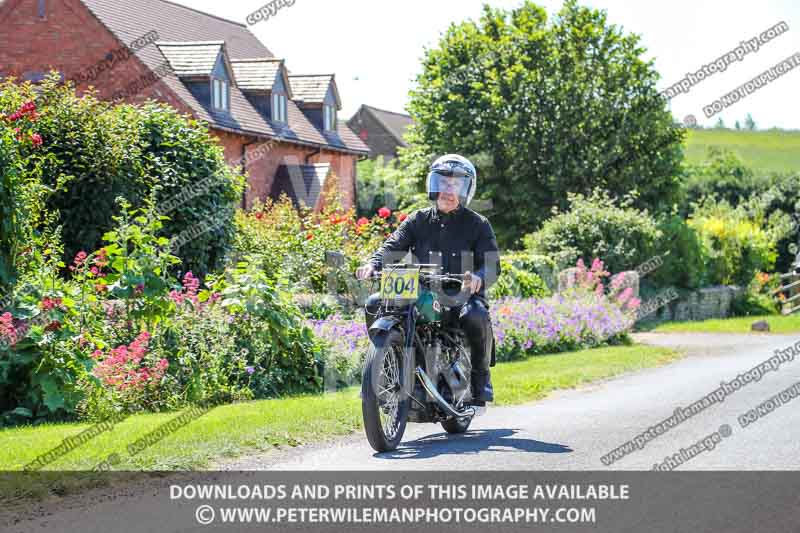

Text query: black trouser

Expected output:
[364,293,495,376]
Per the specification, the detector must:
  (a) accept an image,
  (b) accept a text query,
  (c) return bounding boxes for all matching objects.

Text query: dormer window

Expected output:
[212,78,229,112]
[323,104,337,131]
[272,92,287,123]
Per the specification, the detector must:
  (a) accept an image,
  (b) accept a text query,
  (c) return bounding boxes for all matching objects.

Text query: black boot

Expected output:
[471,371,494,405]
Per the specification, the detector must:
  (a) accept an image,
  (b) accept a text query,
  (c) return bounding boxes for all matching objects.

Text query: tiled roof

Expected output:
[156,41,224,77]
[230,58,286,94]
[289,74,340,108]
[363,105,414,147]
[78,0,367,155]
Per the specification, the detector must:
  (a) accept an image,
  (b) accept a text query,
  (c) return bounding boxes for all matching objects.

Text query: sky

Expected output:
[172,0,800,129]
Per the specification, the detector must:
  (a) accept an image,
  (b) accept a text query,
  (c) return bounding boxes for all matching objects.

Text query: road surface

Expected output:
[221,332,800,471]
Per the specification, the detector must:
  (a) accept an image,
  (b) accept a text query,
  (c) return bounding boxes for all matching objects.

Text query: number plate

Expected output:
[381,269,419,301]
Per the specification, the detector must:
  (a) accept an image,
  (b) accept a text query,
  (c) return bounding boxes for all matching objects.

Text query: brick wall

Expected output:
[0,0,359,213]
[217,131,357,211]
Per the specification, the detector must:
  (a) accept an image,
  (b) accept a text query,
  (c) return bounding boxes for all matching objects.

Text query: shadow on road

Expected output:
[374,428,572,460]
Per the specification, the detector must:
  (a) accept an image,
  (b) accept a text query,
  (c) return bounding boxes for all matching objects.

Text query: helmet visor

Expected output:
[427,172,471,199]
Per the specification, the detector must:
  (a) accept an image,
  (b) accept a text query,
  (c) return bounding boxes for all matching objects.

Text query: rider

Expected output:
[356,154,501,405]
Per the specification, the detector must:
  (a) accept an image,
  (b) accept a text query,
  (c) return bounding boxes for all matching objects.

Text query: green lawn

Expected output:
[684,128,800,174]
[1,344,679,472]
[0,343,677,500]
[649,314,800,334]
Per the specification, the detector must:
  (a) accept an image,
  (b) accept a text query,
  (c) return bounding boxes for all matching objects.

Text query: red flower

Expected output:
[377,207,391,219]
[30,133,42,147]
[356,217,369,227]
[329,214,345,224]
[44,320,62,333]
[398,213,408,222]
[254,212,264,220]
[306,232,313,241]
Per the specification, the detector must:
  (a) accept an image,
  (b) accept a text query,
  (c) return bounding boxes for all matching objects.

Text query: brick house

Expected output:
[347,104,414,162]
[0,0,370,210]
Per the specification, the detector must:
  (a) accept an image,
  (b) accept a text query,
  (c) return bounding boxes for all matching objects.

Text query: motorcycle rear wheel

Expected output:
[361,329,410,452]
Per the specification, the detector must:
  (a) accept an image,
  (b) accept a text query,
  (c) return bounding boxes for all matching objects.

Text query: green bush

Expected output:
[647,215,707,290]
[680,147,800,272]
[523,190,662,276]
[1,74,243,279]
[356,157,428,218]
[488,258,549,300]
[688,198,784,286]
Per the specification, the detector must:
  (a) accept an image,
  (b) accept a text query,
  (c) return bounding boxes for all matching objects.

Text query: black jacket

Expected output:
[368,205,501,298]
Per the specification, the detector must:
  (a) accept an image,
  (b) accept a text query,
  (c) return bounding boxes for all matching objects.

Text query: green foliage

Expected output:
[523,190,662,276]
[215,259,323,397]
[0,74,243,279]
[0,92,56,292]
[234,195,402,294]
[488,257,550,300]
[680,147,762,213]
[356,157,428,217]
[406,0,684,245]
[648,215,707,290]
[688,198,784,286]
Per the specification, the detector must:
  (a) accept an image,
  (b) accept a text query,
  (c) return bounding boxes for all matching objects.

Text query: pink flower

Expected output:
[356,217,369,227]
[40,297,63,311]
[398,213,408,222]
[595,282,604,297]
[30,133,43,147]
[377,207,391,219]
[71,250,88,271]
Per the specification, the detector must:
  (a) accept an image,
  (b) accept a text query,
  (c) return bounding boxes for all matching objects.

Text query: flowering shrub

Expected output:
[309,313,369,388]
[309,258,640,371]
[234,194,404,294]
[90,332,169,408]
[688,197,783,287]
[1,74,243,279]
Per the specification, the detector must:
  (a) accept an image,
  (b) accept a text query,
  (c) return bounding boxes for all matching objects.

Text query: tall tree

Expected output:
[744,113,756,131]
[405,0,684,245]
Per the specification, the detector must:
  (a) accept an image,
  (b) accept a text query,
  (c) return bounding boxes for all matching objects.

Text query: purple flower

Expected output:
[246,366,255,375]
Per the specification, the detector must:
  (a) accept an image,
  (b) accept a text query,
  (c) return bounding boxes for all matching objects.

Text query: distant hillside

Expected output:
[684,129,800,174]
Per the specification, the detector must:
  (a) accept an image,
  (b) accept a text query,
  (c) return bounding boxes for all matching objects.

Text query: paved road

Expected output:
[8,332,800,533]
[230,332,800,471]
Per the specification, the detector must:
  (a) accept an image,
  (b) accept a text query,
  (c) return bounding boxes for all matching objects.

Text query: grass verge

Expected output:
[648,314,800,334]
[0,344,678,500]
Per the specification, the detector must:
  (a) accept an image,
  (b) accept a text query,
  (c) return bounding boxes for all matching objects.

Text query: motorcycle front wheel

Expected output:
[361,328,410,452]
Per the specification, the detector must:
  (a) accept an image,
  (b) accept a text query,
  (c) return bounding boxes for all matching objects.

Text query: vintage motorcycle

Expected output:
[359,263,485,452]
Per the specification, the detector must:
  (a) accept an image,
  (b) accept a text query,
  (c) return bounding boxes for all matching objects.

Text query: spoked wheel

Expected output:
[361,329,410,452]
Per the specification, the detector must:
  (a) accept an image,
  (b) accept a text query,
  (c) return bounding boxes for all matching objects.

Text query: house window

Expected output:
[323,105,336,131]
[212,78,229,112]
[272,92,287,123]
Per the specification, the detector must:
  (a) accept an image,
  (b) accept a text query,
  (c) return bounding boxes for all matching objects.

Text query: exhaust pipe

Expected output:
[416,367,475,420]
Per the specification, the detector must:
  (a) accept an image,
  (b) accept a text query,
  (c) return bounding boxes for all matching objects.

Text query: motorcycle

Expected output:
[358,263,484,452]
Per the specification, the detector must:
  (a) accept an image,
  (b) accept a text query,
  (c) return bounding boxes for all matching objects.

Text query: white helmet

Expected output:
[426,154,477,206]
